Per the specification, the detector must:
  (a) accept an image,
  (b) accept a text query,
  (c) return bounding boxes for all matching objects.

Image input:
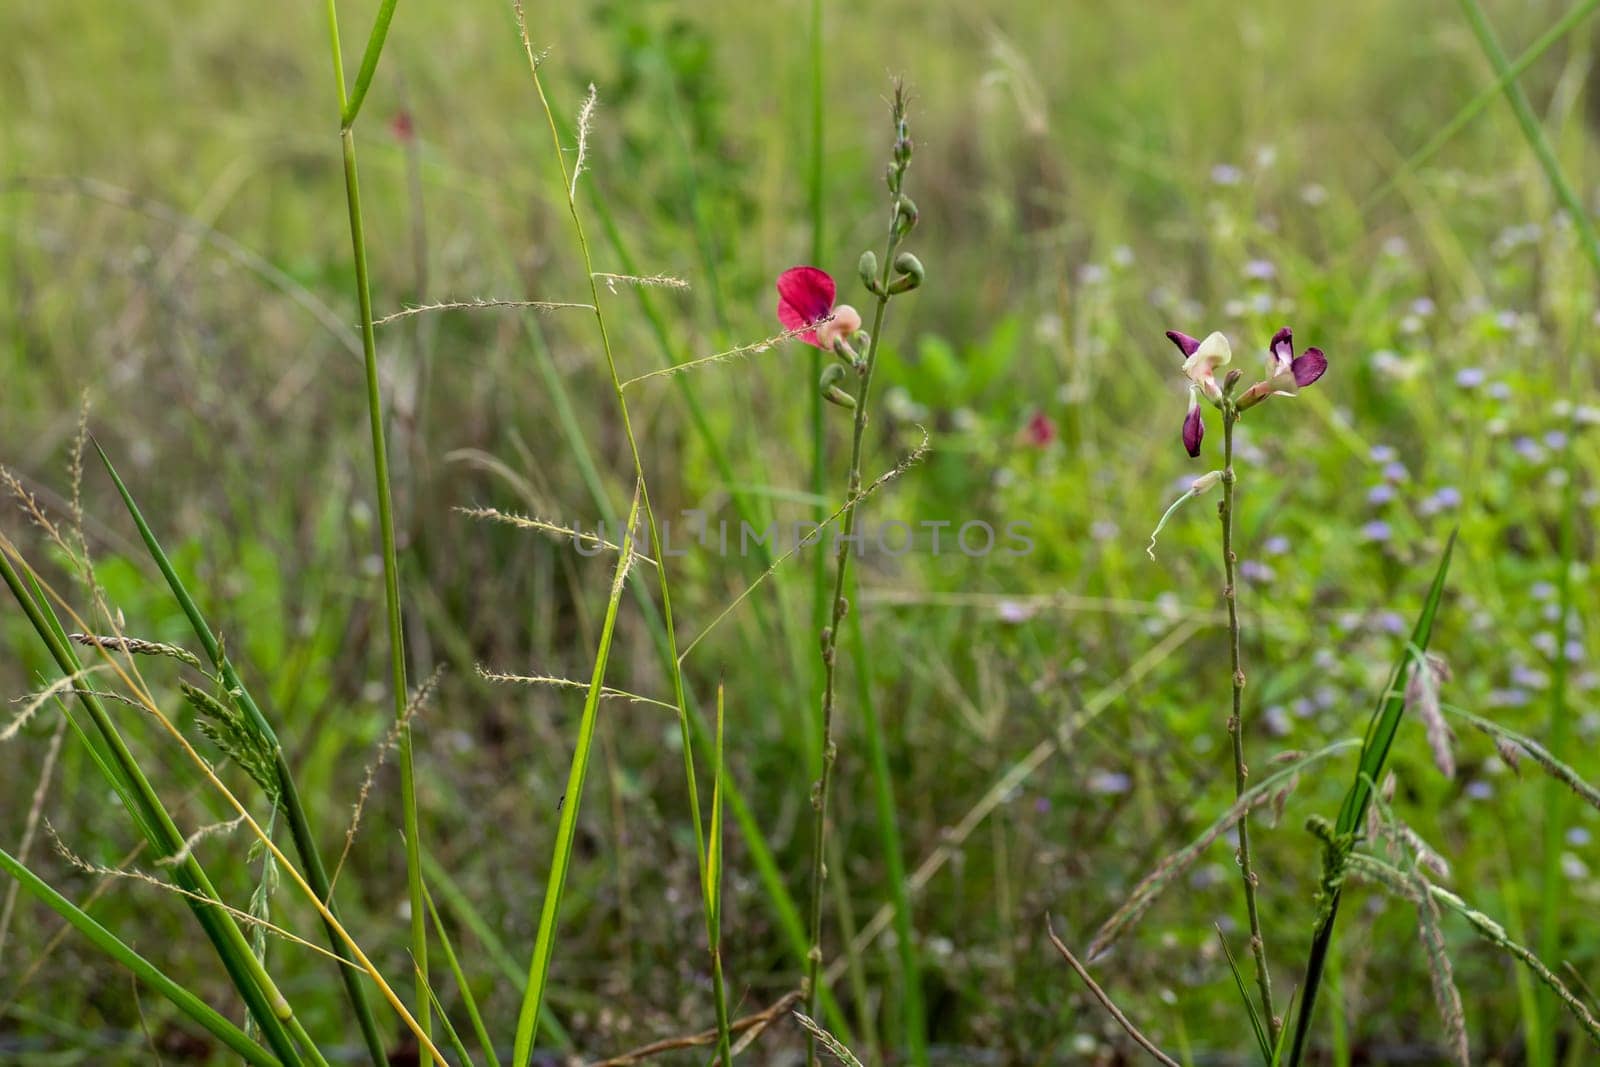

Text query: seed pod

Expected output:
[893,196,919,240]
[858,250,883,294]
[888,251,924,294]
[819,363,855,409]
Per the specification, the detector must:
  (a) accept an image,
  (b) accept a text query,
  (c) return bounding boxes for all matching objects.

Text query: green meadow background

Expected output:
[2,0,1597,1062]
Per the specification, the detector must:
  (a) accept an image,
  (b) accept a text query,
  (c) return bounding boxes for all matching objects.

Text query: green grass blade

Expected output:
[1217,925,1273,1065]
[418,962,478,1067]
[0,547,308,1066]
[1432,11,1598,1050]
[94,442,389,1066]
[0,844,279,1067]
[1365,0,1600,212]
[341,0,400,128]
[709,681,733,1064]
[1288,530,1457,1065]
[510,486,641,1067]
[424,884,503,1067]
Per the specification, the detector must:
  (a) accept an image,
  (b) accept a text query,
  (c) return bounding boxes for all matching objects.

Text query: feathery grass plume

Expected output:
[331,667,443,891]
[571,83,596,199]
[1413,867,1470,1065]
[374,298,593,326]
[793,1012,865,1067]
[476,667,677,712]
[1087,740,1356,960]
[0,716,68,970]
[1346,853,1600,1049]
[2,669,102,742]
[180,683,278,801]
[69,632,203,669]
[1367,785,1468,1062]
[620,321,831,388]
[157,813,248,868]
[591,271,691,294]
[1405,651,1455,778]
[1442,703,1600,814]
[455,506,656,563]
[47,825,342,963]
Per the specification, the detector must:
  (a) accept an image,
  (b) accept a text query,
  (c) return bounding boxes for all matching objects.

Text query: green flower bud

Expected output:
[887,251,924,294]
[893,196,919,240]
[858,250,884,295]
[819,363,856,408]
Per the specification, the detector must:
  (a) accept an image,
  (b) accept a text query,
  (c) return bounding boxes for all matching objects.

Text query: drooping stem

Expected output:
[1220,406,1278,1046]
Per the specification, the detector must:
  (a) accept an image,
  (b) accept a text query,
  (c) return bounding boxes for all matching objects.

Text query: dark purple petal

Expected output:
[1165,330,1201,358]
[1292,347,1328,386]
[776,266,836,348]
[1269,327,1294,365]
[1183,404,1204,457]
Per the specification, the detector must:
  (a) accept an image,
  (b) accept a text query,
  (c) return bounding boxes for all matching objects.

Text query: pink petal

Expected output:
[776,266,836,348]
[1183,404,1204,457]
[1165,330,1201,358]
[1292,347,1328,386]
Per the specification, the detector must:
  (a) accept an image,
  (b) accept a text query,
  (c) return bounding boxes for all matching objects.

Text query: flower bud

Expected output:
[887,251,924,294]
[858,250,883,294]
[1223,368,1244,397]
[820,363,856,408]
[893,196,919,240]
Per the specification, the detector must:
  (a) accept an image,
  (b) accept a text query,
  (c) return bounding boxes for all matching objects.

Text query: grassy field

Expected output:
[2,0,1599,1063]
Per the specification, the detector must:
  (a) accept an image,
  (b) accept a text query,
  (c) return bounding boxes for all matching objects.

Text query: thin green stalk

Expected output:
[508,14,729,1061]
[0,844,278,1067]
[323,0,431,1054]
[0,546,307,1067]
[510,487,641,1066]
[1219,408,1277,1045]
[96,445,387,1066]
[1363,0,1600,213]
[1454,6,1596,1054]
[806,88,919,1063]
[423,884,504,1067]
[710,683,734,1065]
[807,0,830,784]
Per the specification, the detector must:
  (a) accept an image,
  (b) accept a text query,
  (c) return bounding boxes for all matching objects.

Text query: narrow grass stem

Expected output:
[323,2,431,1054]
[510,13,727,1060]
[1220,407,1278,1045]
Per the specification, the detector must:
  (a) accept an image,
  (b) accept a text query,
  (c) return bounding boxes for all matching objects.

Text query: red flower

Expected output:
[776,266,862,349]
[1023,410,1056,447]
[390,110,415,142]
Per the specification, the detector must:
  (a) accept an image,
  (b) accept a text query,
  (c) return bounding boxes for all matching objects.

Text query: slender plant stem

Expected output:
[805,216,901,1067]
[1220,407,1277,1046]
[509,13,729,1060]
[323,1,431,1056]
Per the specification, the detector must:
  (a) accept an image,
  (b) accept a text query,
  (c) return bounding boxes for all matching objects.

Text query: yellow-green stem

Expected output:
[324,0,431,1054]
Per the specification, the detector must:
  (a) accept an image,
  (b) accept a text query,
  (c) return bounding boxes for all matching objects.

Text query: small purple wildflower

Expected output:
[1381,461,1409,482]
[1367,483,1396,506]
[1361,520,1393,542]
[1244,259,1277,281]
[1544,430,1570,451]
[1514,437,1546,463]
[1465,780,1494,800]
[1240,560,1275,584]
[1370,444,1398,464]
[1088,770,1133,796]
[1211,163,1243,186]
[1263,535,1292,556]
[1488,381,1513,401]
[1455,367,1487,388]
[1375,611,1409,636]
